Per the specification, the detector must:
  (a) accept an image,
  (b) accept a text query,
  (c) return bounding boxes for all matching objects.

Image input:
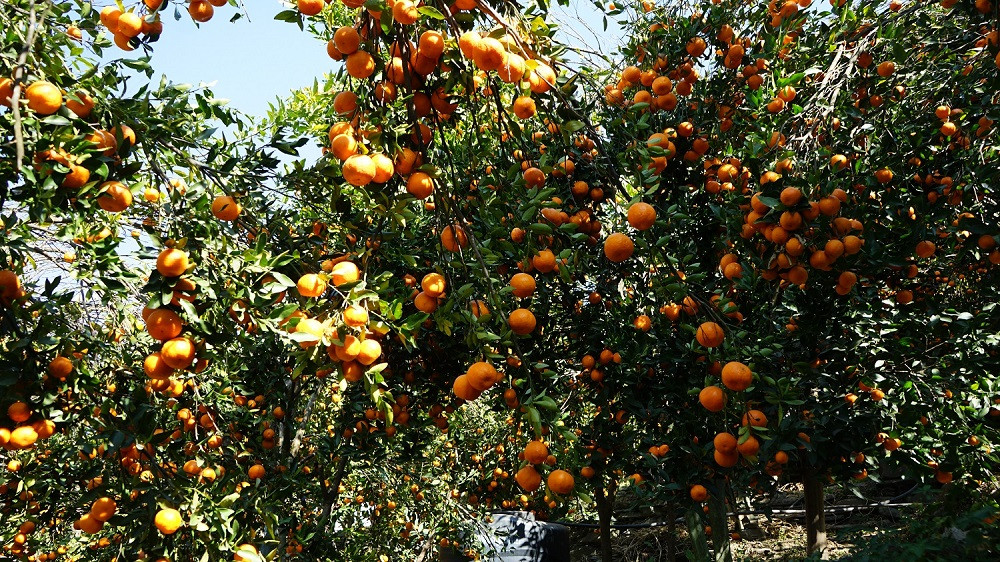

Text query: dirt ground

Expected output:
[569,482,910,561]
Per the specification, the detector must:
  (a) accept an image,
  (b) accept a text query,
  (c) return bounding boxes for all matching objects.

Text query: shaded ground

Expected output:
[569,481,913,561]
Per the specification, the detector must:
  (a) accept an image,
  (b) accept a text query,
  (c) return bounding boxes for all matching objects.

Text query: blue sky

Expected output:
[132,0,624,118]
[137,0,333,118]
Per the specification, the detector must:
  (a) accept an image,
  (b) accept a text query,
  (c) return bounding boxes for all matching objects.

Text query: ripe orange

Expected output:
[406,172,434,199]
[547,469,575,495]
[8,401,31,423]
[90,497,117,522]
[48,356,74,380]
[343,304,369,327]
[515,465,541,492]
[346,51,375,79]
[713,432,738,455]
[508,308,536,335]
[248,464,266,480]
[737,435,760,457]
[25,81,62,115]
[156,249,189,278]
[211,195,241,221]
[413,292,438,313]
[512,96,536,119]
[466,362,499,391]
[441,225,468,252]
[297,273,327,298]
[714,449,739,468]
[690,484,708,502]
[329,333,361,362]
[532,250,557,273]
[333,26,360,55]
[343,154,376,186]
[330,261,361,286]
[721,361,753,391]
[143,352,174,380]
[510,273,536,298]
[97,181,133,212]
[145,308,183,341]
[154,508,183,535]
[915,240,936,258]
[604,232,634,262]
[161,337,196,370]
[9,426,38,449]
[627,202,656,230]
[699,386,726,412]
[742,409,768,427]
[524,440,549,464]
[188,0,213,22]
[298,0,324,15]
[695,321,725,348]
[356,338,381,366]
[452,374,481,401]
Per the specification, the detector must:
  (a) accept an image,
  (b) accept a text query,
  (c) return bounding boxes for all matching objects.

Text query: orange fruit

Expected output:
[420,272,446,298]
[452,374,481,401]
[695,321,725,348]
[345,51,376,79]
[7,401,31,423]
[143,352,174,380]
[466,362,499,391]
[330,261,360,286]
[211,196,241,221]
[627,202,656,230]
[333,26,360,55]
[413,292,438,313]
[508,308,536,335]
[532,250,557,273]
[25,81,62,115]
[690,484,708,502]
[145,308,183,341]
[512,95,536,119]
[90,497,117,522]
[603,232,634,262]
[406,172,434,199]
[298,0,324,15]
[343,305,369,327]
[713,432,738,455]
[547,469,575,495]
[343,154,376,186]
[75,513,103,534]
[329,334,362,362]
[9,426,38,449]
[297,273,327,298]
[440,225,468,252]
[48,356,74,380]
[248,464,266,480]
[156,249,189,278]
[742,410,768,427]
[737,435,760,457]
[188,0,214,22]
[356,338,382,365]
[154,508,183,535]
[97,181,132,212]
[699,386,726,412]
[161,337,196,370]
[0,77,14,107]
[515,465,541,492]
[510,273,536,298]
[721,361,753,391]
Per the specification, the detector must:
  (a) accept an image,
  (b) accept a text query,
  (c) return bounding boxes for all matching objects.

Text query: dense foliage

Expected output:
[2,0,998,560]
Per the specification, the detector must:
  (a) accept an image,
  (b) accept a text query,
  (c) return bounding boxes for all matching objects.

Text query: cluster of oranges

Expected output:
[98,4,162,51]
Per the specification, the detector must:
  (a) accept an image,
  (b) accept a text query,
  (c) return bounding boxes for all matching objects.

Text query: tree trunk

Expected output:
[595,483,614,562]
[707,480,733,562]
[804,467,828,559]
[664,505,677,562]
